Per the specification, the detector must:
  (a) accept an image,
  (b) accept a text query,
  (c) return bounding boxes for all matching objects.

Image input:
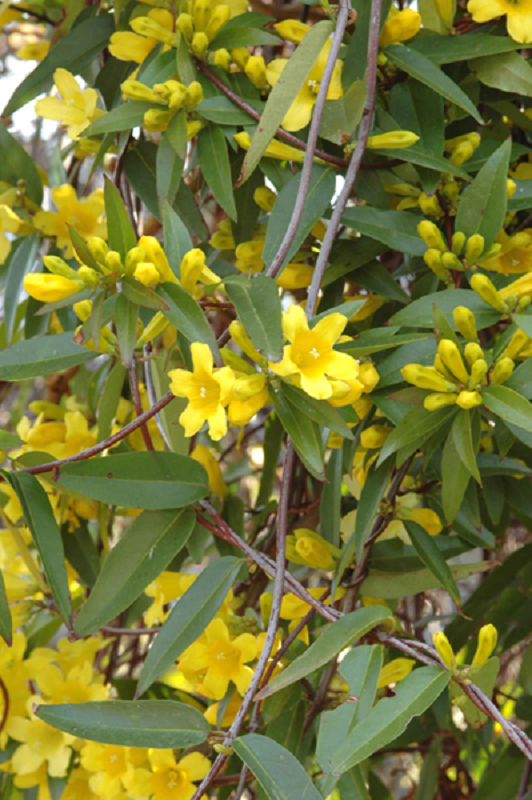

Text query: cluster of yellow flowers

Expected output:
[121,77,204,134]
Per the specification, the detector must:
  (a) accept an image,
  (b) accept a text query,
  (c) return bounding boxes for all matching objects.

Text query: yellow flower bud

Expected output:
[180,248,207,294]
[294,535,335,570]
[441,252,462,272]
[275,263,314,290]
[464,341,484,367]
[453,306,477,341]
[88,237,108,265]
[360,424,392,450]
[138,311,170,346]
[231,47,250,69]
[358,362,380,393]
[191,444,227,497]
[419,192,441,217]
[212,48,231,71]
[418,220,447,253]
[451,141,474,165]
[465,234,485,264]
[235,240,264,263]
[452,232,466,256]
[254,186,276,212]
[78,266,99,287]
[518,296,532,312]
[503,329,530,360]
[507,179,517,200]
[259,592,273,627]
[192,31,209,58]
[121,80,164,104]
[192,0,210,30]
[470,274,507,312]
[143,108,174,132]
[245,55,267,89]
[229,320,266,366]
[402,507,442,536]
[125,247,146,277]
[443,179,459,203]
[433,0,454,28]
[24,273,83,303]
[367,130,420,150]
[353,395,373,420]
[167,85,186,111]
[43,255,78,279]
[134,262,160,287]
[130,16,176,44]
[469,358,487,388]
[438,339,469,384]
[472,624,497,668]
[457,390,482,409]
[273,20,310,43]
[379,9,421,48]
[184,81,203,110]
[376,658,415,689]
[424,392,458,411]
[402,364,454,392]
[491,357,514,385]
[433,631,456,670]
[105,250,123,274]
[74,299,93,322]
[177,13,194,41]
[424,249,450,281]
[205,4,230,40]
[138,236,176,283]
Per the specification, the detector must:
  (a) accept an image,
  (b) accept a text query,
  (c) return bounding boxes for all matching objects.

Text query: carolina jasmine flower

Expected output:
[35,69,104,140]
[468,0,532,43]
[128,749,211,800]
[32,185,106,257]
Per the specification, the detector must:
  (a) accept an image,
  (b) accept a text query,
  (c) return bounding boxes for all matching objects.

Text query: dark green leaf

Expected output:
[361,561,489,599]
[452,409,481,483]
[320,450,343,547]
[410,34,520,64]
[85,101,156,136]
[122,277,169,310]
[319,80,367,145]
[405,521,461,604]
[225,275,283,361]
[0,124,43,204]
[198,125,236,219]
[0,332,96,381]
[196,96,256,126]
[271,388,325,480]
[234,734,322,800]
[470,51,532,97]
[281,384,354,440]
[157,130,183,209]
[123,140,159,219]
[484,384,532,434]
[441,434,470,524]
[389,289,499,329]
[158,282,220,359]
[377,406,457,466]
[4,235,40,345]
[114,294,138,368]
[104,178,137,261]
[340,208,427,256]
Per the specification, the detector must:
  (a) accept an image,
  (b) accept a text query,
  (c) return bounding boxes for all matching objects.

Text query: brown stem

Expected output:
[0,674,9,735]
[128,359,154,450]
[9,4,54,23]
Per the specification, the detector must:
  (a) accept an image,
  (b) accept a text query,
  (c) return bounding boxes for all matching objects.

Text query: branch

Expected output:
[9,4,54,23]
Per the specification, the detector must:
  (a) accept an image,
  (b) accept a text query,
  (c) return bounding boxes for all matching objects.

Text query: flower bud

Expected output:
[470,274,507,313]
[105,250,123,274]
[78,266,99,287]
[433,0,454,28]
[376,658,415,689]
[451,231,466,256]
[442,252,462,271]
[358,362,380,393]
[245,55,267,89]
[450,141,474,165]
[418,220,447,252]
[518,296,532,312]
[24,273,83,303]
[231,47,250,69]
[419,192,441,217]
[137,311,170,346]
[403,507,442,536]
[229,320,266,366]
[457,390,482,409]
[121,80,163,104]
[453,306,477,341]
[130,16,176,44]
[184,81,203,110]
[73,299,93,322]
[491,357,514,385]
[504,329,530,360]
[191,444,227,497]
[443,178,459,203]
[424,249,450,281]
[205,4,230,40]
[177,13,194,41]
[273,20,310,43]
[379,9,421,48]
[254,186,276,212]
[295,535,335,570]
[424,392,457,411]
[259,592,273,627]
[507,179,517,200]
[464,342,484,367]
[465,234,485,264]
[275,263,314,290]
[192,0,210,30]
[169,85,187,111]
[402,364,453,392]
[125,247,146,277]
[43,255,78,279]
[212,48,231,71]
[88,237,108,265]
[134,262,160,287]
[367,130,420,149]
[192,31,209,58]
[433,631,456,670]
[138,236,176,284]
[438,339,469,384]
[472,624,497,668]
[180,248,207,294]
[360,424,392,450]
[469,358,487,388]
[143,108,174,131]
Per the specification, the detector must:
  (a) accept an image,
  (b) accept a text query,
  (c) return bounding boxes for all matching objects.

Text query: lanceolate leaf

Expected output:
[158,282,220,360]
[197,125,236,219]
[114,294,138,368]
[104,178,137,261]
[271,387,325,480]
[225,275,283,361]
[405,521,461,604]
[377,406,458,467]
[484,385,532,434]
[0,570,12,645]
[0,333,96,381]
[37,701,209,748]
[75,508,195,636]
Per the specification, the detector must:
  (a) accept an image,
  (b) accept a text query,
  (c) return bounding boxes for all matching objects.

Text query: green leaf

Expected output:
[331,666,450,774]
[240,20,334,183]
[0,431,23,449]
[256,606,392,700]
[281,383,354,440]
[97,362,126,443]
[484,384,532,434]
[271,387,325,480]
[455,139,511,250]
[124,140,159,219]
[122,277,169,311]
[84,101,156,136]
[338,330,430,358]
[209,25,280,50]
[452,409,481,483]
[68,225,101,273]
[104,178,137,261]
[156,131,183,208]
[157,282,220,359]
[361,561,489,599]
[505,357,532,398]
[4,235,40,345]
[405,521,461,604]
[198,125,236,219]
[225,275,283,361]
[508,181,532,212]
[319,80,367,145]
[114,294,138,368]
[377,406,457,467]
[470,51,532,97]
[450,657,499,729]
[441,434,470,524]
[37,700,209,748]
[3,14,115,116]
[340,208,427,256]
[0,124,43,204]
[233,734,322,800]
[75,508,195,636]
[386,45,482,123]
[196,96,256,126]
[0,570,12,645]
[8,472,72,624]
[57,452,209,510]
[62,522,100,589]
[149,356,188,455]
[410,34,520,64]
[0,332,96,381]
[263,165,336,270]
[162,201,192,277]
[389,289,499,329]
[320,449,343,547]
[137,556,243,695]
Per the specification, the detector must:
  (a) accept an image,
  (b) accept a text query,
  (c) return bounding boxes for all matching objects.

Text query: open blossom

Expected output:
[32,185,106,257]
[467,0,532,43]
[35,69,104,139]
[128,750,211,800]
[0,204,21,264]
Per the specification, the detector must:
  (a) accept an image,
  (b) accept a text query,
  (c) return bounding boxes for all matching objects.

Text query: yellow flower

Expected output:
[266,39,344,132]
[274,20,311,43]
[280,587,343,620]
[367,130,419,149]
[360,424,392,450]
[0,633,31,748]
[109,9,174,63]
[376,658,415,689]
[191,444,227,497]
[61,767,100,800]
[15,40,50,61]
[81,743,144,797]
[472,624,498,667]
[137,236,177,284]
[180,248,220,296]
[433,631,456,670]
[234,131,306,163]
[399,506,443,536]
[481,230,532,275]
[204,693,242,727]
[10,717,74,778]
[128,750,210,800]
[35,69,104,140]
[168,343,235,440]
[33,185,106,257]
[144,572,196,627]
[268,305,359,400]
[379,8,421,47]
[23,273,84,303]
[0,204,21,264]
[286,528,340,569]
[135,261,160,287]
[468,0,532,43]
[276,262,314,290]
[227,372,269,426]
[178,618,257,699]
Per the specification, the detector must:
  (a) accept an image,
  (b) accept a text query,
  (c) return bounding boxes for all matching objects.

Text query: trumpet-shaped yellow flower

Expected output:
[0,204,21,264]
[472,624,498,667]
[468,0,532,43]
[10,717,74,778]
[33,185,106,257]
[178,618,257,699]
[191,444,227,497]
[81,743,145,797]
[109,9,174,63]
[480,230,532,275]
[23,273,84,303]
[268,305,359,400]
[376,658,415,689]
[227,372,269,426]
[234,131,306,163]
[266,40,344,132]
[168,343,235,440]
[127,750,210,800]
[144,572,196,627]
[35,69,104,140]
[286,528,340,569]
[0,633,31,748]
[379,8,421,48]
